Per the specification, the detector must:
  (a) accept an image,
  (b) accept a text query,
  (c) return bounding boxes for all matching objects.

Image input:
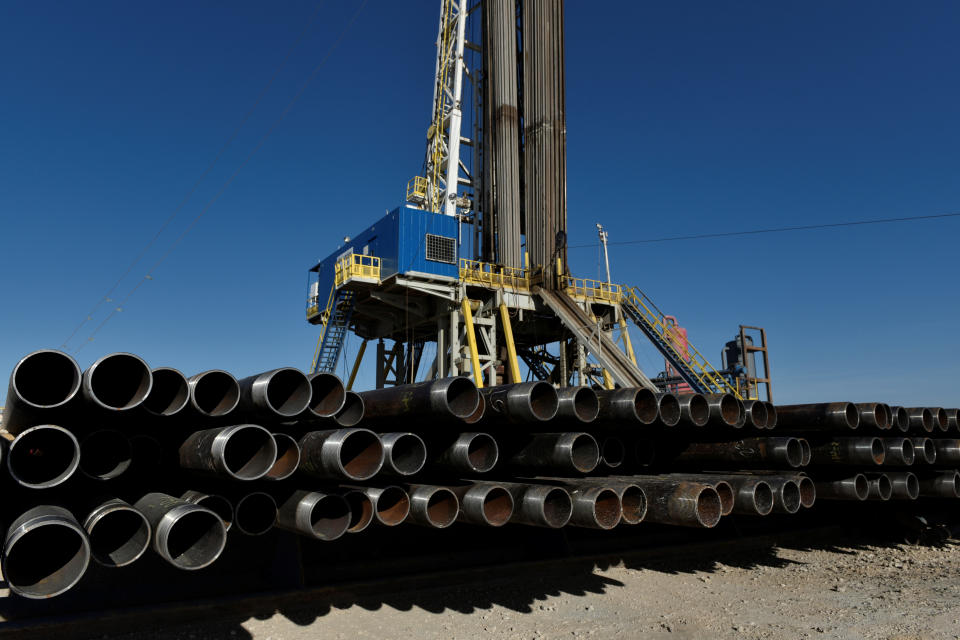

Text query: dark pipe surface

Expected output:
[7,425,80,489]
[599,436,626,469]
[763,402,778,429]
[304,372,346,418]
[917,471,960,498]
[566,486,622,529]
[626,476,722,528]
[405,485,460,528]
[450,483,514,527]
[881,438,915,466]
[79,429,132,481]
[905,407,934,433]
[481,381,559,423]
[929,408,949,433]
[334,391,365,426]
[361,377,479,421]
[808,438,885,466]
[876,472,919,500]
[379,432,427,476]
[339,489,375,534]
[275,490,351,541]
[237,368,312,418]
[945,408,960,433]
[187,370,240,418]
[180,491,234,531]
[83,498,151,568]
[349,485,410,526]
[143,367,189,417]
[775,402,859,431]
[703,394,742,427]
[910,438,937,465]
[742,400,768,430]
[133,493,227,570]
[495,482,572,529]
[178,424,278,481]
[889,406,909,433]
[233,492,278,536]
[432,432,499,473]
[265,433,300,481]
[2,350,82,435]
[505,432,599,474]
[3,505,91,599]
[676,393,709,427]
[866,474,893,501]
[856,403,891,431]
[555,386,599,423]
[813,474,869,501]
[298,428,384,481]
[668,437,803,469]
[82,352,153,412]
[656,393,681,427]
[932,439,960,466]
[595,387,658,426]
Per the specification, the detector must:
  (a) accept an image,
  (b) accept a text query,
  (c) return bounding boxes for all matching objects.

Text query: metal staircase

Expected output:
[620,287,740,398]
[311,287,358,374]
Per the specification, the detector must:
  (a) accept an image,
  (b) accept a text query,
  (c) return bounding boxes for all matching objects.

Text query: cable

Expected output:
[61,1,328,350]
[567,211,960,249]
[75,0,370,353]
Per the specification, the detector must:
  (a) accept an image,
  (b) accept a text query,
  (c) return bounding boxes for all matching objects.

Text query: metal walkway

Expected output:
[311,288,357,374]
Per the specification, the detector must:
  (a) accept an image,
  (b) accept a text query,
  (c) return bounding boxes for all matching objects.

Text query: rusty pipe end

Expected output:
[380,432,427,476]
[407,485,459,528]
[557,386,600,423]
[656,393,681,427]
[457,484,514,527]
[341,489,375,533]
[334,391,365,426]
[678,393,710,427]
[368,486,410,526]
[305,372,346,418]
[713,481,735,517]
[618,485,647,524]
[265,433,300,481]
[570,487,622,530]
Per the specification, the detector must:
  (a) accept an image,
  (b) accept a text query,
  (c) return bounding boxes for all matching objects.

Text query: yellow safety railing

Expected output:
[310,282,339,371]
[335,254,381,287]
[459,259,530,291]
[406,176,429,204]
[562,276,623,304]
[622,287,741,398]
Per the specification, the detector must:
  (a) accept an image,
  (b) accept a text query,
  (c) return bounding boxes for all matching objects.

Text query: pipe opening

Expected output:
[144,368,188,416]
[375,487,410,525]
[4,521,89,598]
[905,474,920,499]
[387,434,426,475]
[920,408,933,431]
[482,487,513,526]
[894,408,909,432]
[528,383,559,421]
[335,392,365,426]
[266,433,300,480]
[466,433,498,472]
[878,404,891,429]
[950,473,960,498]
[541,488,573,528]
[593,488,622,529]
[657,394,681,426]
[192,371,239,416]
[88,508,150,567]
[749,401,768,428]
[307,494,351,538]
[340,430,383,480]
[633,440,656,466]
[901,439,915,465]
[192,495,233,530]
[569,434,600,473]
[425,489,458,527]
[844,403,859,428]
[79,430,131,480]
[753,482,774,515]
[619,486,647,524]
[13,351,81,408]
[634,389,659,424]
[572,388,600,422]
[796,477,816,508]
[686,395,710,426]
[780,482,801,513]
[875,476,893,500]
[785,439,803,468]
[853,475,869,500]
[713,482,734,517]
[9,426,80,488]
[764,402,778,429]
[695,488,722,527]
[932,408,948,431]
[235,493,277,536]
[223,427,277,480]
[265,369,312,416]
[90,354,151,409]
[163,510,226,569]
[463,394,485,424]
[343,491,374,533]
[129,435,162,473]
[446,377,480,418]
[719,395,740,425]
[870,438,885,464]
[600,437,625,468]
[799,439,812,467]
[922,439,936,463]
[307,373,346,417]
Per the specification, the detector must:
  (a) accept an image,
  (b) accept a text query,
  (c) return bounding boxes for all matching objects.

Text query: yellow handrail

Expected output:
[459,259,530,290]
[310,282,339,372]
[561,276,622,304]
[335,254,381,287]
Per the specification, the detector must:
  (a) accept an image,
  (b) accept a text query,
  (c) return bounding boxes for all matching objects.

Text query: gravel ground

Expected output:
[103,536,960,640]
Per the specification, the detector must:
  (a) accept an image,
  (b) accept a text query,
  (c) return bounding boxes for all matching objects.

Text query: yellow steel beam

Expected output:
[602,368,614,390]
[461,297,483,388]
[498,302,522,384]
[346,339,368,391]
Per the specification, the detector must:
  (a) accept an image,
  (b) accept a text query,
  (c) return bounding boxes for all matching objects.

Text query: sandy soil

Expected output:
[106,535,960,640]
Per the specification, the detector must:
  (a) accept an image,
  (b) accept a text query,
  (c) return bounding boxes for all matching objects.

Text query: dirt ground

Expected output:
[106,535,960,640]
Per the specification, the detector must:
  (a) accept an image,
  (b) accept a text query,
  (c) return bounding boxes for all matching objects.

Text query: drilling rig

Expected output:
[306,0,771,400]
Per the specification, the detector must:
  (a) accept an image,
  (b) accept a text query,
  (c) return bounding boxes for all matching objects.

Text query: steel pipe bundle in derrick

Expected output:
[0,350,958,602]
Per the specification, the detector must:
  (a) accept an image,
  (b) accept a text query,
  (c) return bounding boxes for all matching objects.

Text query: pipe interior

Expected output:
[870,439,885,464]
[267,434,300,480]
[633,440,656,466]
[573,388,600,422]
[343,491,374,532]
[920,409,933,431]
[463,394,485,424]
[749,401,768,428]
[164,510,225,569]
[901,439,915,465]
[696,489,722,527]
[466,434,499,472]
[193,372,239,416]
[593,488,622,529]
[878,404,891,429]
[223,427,277,480]
[388,434,427,475]
[753,482,774,515]
[719,395,741,425]
[528,383,558,421]
[90,355,151,409]
[235,493,277,535]
[713,482,735,516]
[129,435,163,473]
[922,439,936,463]
[905,475,920,499]
[657,394,681,426]
[14,351,80,407]
[634,390,659,424]
[796,477,816,508]
[266,369,312,416]
[799,439,812,466]
[10,428,79,487]
[335,393,365,426]
[4,523,88,598]
[482,487,514,526]
[340,430,383,479]
[89,508,150,566]
[688,395,710,425]
[309,495,351,538]
[195,495,233,529]
[785,439,803,468]
[844,403,859,428]
[876,476,893,500]
[144,369,188,415]
[375,487,410,525]
[933,408,949,431]
[308,373,346,417]
[425,490,458,527]
[619,486,646,524]
[951,473,960,498]
[541,488,572,528]
[854,475,869,500]
[80,430,132,480]
[569,434,599,473]
[781,482,801,513]
[446,377,480,419]
[600,437,625,468]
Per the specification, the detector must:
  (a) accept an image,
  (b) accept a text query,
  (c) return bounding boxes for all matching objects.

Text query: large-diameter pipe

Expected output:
[82,352,153,412]
[656,393,681,427]
[762,477,802,514]
[180,491,234,531]
[187,370,240,417]
[599,436,626,469]
[79,429,132,480]
[179,424,278,481]
[275,490,351,541]
[351,485,410,526]
[505,432,599,474]
[481,381,559,423]
[233,492,278,536]
[432,432,499,473]
[775,402,859,431]
[566,486,622,529]
[298,428,384,481]
[793,475,816,508]
[677,393,709,427]
[143,367,189,416]
[905,407,934,433]
[668,437,804,469]
[450,483,514,527]
[265,433,300,481]
[814,474,869,501]
[237,368,312,418]
[866,474,893,500]
[379,432,427,476]
[856,403,891,431]
[889,406,909,433]
[882,438,915,466]
[910,438,937,464]
[676,474,774,516]
[799,439,812,467]
[495,482,572,528]
[8,425,80,489]
[628,477,722,528]
[332,390,365,426]
[555,386,599,423]
[703,394,742,427]
[304,372,346,418]
[2,505,91,599]
[808,437,885,466]
[83,499,151,568]
[932,439,960,465]
[339,489,374,533]
[917,471,960,498]
[405,485,459,528]
[596,387,658,426]
[874,472,919,500]
[133,493,227,570]
[929,407,949,433]
[763,402,778,429]
[2,350,82,435]
[360,377,479,421]
[946,408,960,433]
[742,400,768,430]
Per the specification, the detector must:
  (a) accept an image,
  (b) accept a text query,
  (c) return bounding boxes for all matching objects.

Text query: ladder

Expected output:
[620,287,741,398]
[311,287,357,374]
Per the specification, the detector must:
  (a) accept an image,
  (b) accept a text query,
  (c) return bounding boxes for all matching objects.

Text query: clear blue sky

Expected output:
[1,1,958,405]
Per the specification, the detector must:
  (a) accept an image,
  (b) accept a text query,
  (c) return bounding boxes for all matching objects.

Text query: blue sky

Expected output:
[1,1,958,405]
